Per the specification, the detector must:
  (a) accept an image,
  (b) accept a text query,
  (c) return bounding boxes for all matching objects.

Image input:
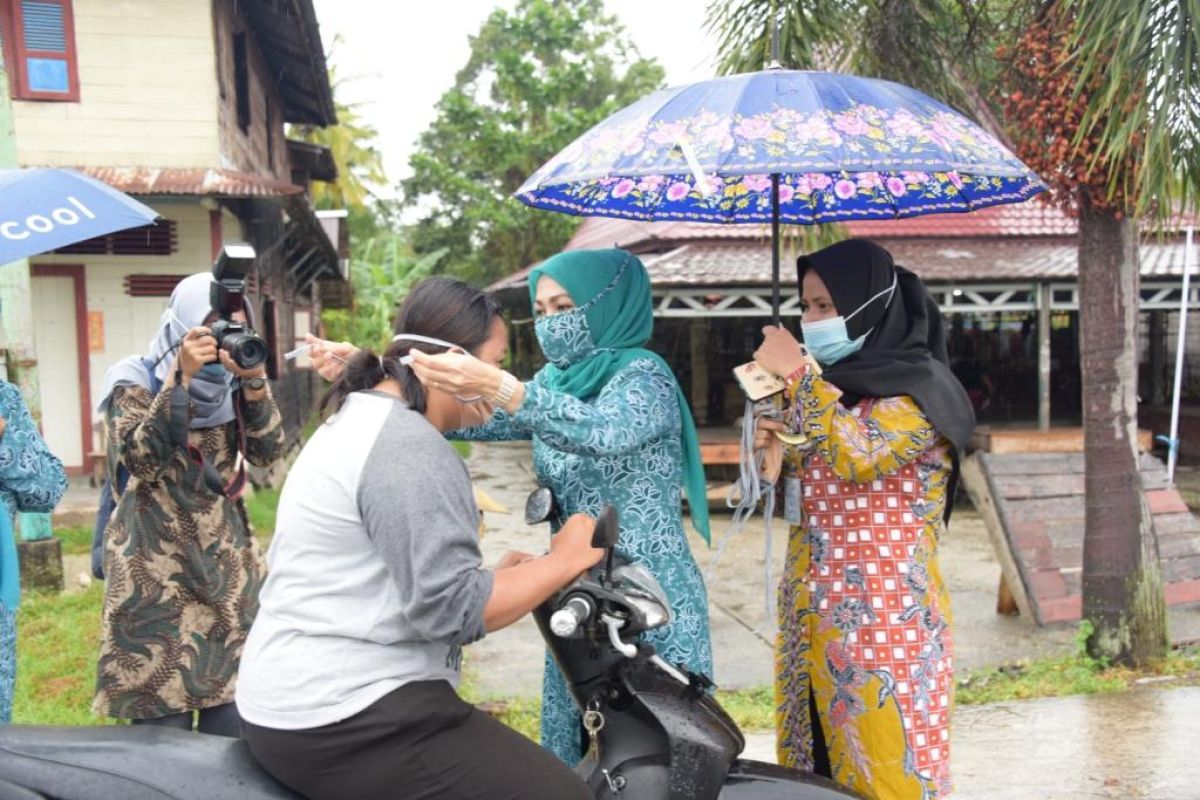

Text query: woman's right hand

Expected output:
[551,513,605,574]
[306,334,357,382]
[175,327,217,385]
[753,417,786,452]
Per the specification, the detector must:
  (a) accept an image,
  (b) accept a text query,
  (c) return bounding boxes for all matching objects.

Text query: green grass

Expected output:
[13,583,111,726]
[53,525,93,557]
[956,646,1200,705]
[245,486,281,540]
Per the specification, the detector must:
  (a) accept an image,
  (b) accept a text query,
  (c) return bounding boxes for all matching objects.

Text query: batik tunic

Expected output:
[458,357,712,764]
[777,370,954,800]
[0,381,69,723]
[94,382,285,720]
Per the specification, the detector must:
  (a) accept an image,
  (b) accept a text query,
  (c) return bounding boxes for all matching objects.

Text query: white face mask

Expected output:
[391,333,494,428]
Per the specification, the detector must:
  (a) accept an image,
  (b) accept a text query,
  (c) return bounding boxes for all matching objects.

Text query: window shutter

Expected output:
[124,274,187,298]
[55,220,178,256]
[123,271,258,298]
[11,0,78,101]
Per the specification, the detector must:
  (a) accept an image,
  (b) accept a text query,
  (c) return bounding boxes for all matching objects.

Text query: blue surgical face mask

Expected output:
[800,274,898,366]
[801,316,865,365]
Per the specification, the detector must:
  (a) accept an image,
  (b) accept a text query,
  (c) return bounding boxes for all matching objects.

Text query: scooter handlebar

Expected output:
[550,595,593,637]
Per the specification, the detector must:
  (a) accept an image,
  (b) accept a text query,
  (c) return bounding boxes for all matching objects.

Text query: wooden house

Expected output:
[0,0,347,473]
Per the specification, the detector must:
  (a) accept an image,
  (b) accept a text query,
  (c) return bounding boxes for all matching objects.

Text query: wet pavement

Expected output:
[742,686,1200,798]
[463,440,1200,799]
[463,441,1200,699]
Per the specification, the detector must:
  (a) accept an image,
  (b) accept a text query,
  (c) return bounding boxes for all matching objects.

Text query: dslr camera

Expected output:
[210,243,269,369]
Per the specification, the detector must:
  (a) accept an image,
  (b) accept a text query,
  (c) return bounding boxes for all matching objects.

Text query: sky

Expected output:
[308,0,719,195]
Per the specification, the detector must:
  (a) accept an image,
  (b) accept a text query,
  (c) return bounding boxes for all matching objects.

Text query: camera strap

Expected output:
[169,372,248,501]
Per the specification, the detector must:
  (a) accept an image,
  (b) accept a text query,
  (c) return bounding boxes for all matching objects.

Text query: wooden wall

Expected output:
[14,0,221,168]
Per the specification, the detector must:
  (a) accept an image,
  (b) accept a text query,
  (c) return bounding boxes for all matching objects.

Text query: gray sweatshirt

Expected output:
[236,391,493,730]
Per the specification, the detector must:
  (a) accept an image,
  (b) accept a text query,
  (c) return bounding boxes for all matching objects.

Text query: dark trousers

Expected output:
[130,702,241,737]
[242,680,591,800]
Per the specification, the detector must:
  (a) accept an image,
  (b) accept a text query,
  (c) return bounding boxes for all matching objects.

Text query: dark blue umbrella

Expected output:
[0,168,159,264]
[517,69,1047,318]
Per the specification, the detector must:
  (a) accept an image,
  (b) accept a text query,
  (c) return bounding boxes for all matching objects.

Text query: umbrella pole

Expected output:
[1168,225,1194,485]
[771,172,781,325]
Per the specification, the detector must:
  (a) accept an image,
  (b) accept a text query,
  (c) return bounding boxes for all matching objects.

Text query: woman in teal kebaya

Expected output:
[408,248,714,764]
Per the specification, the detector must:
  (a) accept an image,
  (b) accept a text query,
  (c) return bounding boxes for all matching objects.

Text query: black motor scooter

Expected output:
[525,488,860,800]
[0,494,861,800]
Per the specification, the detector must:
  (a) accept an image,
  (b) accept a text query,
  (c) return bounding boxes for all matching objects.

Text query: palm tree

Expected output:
[1070,0,1200,216]
[705,0,1176,664]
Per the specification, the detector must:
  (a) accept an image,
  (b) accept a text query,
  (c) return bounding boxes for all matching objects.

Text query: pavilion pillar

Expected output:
[689,318,709,427]
[1038,282,1052,430]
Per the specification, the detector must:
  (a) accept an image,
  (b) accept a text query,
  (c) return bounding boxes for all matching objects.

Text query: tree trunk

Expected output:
[1077,206,1168,665]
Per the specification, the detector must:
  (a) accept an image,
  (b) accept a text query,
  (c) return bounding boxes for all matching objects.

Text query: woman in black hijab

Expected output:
[752,239,974,800]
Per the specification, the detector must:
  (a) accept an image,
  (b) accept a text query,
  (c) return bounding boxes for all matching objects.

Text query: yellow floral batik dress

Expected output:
[776,370,955,800]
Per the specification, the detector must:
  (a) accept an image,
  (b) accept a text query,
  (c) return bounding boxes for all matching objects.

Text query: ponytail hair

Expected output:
[321,276,501,414]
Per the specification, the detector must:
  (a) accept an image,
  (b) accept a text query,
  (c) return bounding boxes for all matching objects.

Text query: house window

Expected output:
[0,0,80,101]
[55,220,178,256]
[123,274,186,298]
[233,31,250,133]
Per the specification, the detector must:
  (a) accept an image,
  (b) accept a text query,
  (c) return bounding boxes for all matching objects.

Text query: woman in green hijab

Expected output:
[404,248,713,764]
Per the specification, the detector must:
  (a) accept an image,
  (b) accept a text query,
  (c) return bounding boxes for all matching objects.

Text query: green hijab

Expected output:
[528,249,710,544]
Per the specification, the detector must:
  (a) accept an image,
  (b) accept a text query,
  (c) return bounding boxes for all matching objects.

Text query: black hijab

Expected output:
[797,238,976,460]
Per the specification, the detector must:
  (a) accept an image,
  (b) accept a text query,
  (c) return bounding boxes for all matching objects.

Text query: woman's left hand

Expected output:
[218,350,267,381]
[754,325,808,379]
[408,350,498,397]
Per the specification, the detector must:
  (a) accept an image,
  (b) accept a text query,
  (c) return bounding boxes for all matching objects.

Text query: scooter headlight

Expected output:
[612,564,674,630]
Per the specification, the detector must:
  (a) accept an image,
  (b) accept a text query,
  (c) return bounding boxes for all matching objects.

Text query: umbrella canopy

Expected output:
[516,70,1045,224]
[0,168,159,264]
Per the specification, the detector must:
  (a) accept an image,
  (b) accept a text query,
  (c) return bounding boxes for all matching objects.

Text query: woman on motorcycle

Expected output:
[236,277,601,800]
[752,239,974,800]
[310,249,713,766]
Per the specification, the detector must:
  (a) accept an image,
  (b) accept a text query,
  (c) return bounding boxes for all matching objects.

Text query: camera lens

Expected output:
[221,331,269,369]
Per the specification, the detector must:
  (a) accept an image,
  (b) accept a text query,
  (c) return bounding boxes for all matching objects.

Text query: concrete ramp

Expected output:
[960,450,1200,625]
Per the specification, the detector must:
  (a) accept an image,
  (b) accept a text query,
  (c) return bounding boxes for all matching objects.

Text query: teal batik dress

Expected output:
[457,356,713,763]
[0,380,69,722]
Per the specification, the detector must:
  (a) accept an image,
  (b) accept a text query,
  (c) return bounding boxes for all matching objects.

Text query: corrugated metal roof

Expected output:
[493,239,1192,291]
[563,201,1195,250]
[74,167,303,198]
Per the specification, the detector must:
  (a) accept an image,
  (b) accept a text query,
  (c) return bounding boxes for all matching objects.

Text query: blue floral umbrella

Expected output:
[516,69,1046,317]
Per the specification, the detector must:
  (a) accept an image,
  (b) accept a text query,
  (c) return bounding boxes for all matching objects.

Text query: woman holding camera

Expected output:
[93,272,285,735]
[752,239,974,800]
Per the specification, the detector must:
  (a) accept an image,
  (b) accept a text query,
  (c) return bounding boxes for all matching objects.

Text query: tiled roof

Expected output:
[563,201,1194,251]
[493,239,1192,291]
[73,167,304,198]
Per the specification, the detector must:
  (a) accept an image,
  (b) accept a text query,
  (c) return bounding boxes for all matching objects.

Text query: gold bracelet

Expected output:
[492,371,518,407]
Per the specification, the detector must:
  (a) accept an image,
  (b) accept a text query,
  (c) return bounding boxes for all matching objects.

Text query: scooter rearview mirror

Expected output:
[525,486,557,526]
[594,504,619,584]
[592,504,619,549]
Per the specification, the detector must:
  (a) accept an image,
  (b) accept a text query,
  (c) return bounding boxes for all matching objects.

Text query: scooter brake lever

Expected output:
[601,613,638,658]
